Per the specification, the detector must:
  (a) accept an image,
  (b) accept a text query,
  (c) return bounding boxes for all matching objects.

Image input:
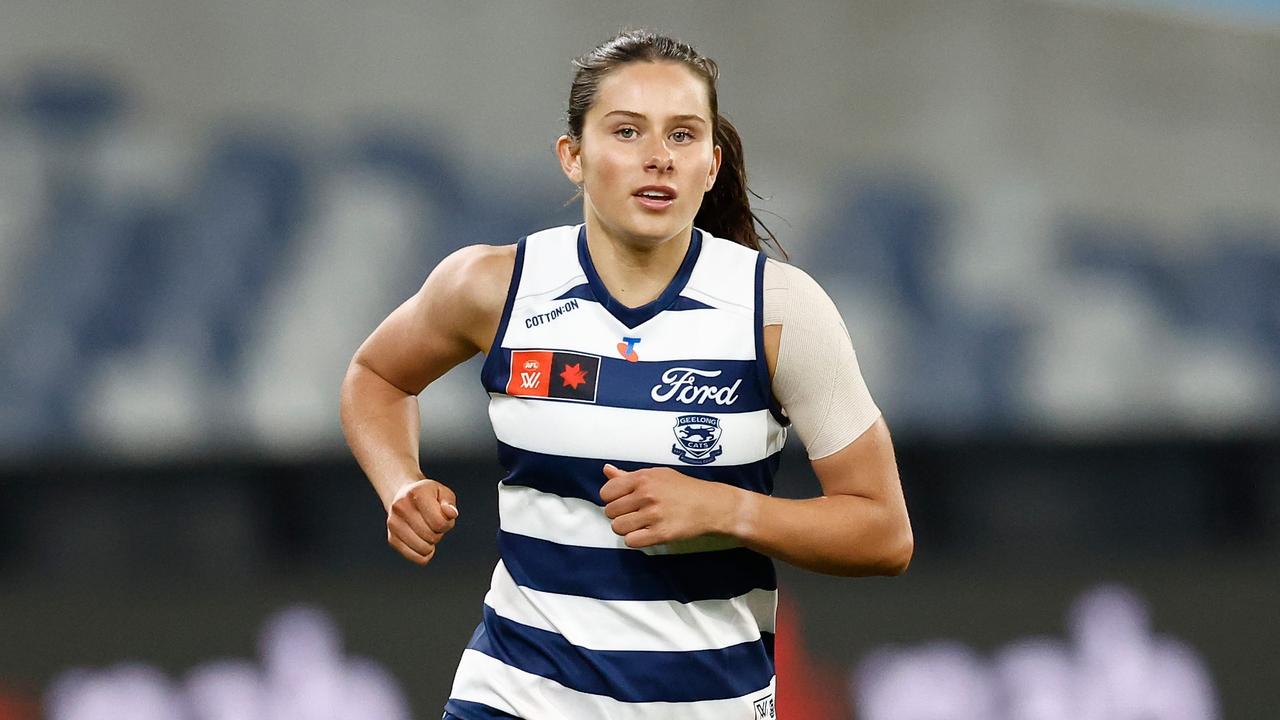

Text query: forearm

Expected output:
[340,360,425,511]
[721,489,913,577]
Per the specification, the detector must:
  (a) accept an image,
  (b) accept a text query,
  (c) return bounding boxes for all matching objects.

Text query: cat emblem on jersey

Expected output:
[671,414,724,465]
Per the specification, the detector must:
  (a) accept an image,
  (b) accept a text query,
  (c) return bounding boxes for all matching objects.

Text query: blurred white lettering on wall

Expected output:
[853,585,1219,720]
[44,606,411,720]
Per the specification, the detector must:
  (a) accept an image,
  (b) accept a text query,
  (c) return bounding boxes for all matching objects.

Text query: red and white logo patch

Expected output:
[507,350,553,397]
[506,349,600,402]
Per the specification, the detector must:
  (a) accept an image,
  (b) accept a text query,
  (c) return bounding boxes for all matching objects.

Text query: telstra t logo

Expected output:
[617,336,641,362]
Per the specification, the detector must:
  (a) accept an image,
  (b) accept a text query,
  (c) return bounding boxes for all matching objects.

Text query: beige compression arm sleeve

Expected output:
[764,259,881,460]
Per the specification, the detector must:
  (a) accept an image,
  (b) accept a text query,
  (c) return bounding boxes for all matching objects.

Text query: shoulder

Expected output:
[763,258,842,325]
[434,242,518,286]
[424,243,517,312]
[762,258,854,376]
[764,257,826,296]
[414,243,517,352]
[446,225,582,298]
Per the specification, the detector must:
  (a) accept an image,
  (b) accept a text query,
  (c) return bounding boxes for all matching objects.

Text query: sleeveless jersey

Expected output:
[445,224,788,720]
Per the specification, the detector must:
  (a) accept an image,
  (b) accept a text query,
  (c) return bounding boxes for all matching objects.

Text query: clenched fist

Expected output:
[600,464,740,549]
[386,478,459,565]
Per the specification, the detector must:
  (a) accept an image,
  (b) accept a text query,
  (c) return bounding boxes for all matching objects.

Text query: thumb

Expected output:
[602,463,626,479]
[435,483,460,519]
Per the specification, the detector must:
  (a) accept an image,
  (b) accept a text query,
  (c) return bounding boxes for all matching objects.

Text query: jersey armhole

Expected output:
[754,253,790,426]
[479,237,527,393]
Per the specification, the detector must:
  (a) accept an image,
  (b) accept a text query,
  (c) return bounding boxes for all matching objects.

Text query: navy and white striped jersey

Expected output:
[445,224,788,719]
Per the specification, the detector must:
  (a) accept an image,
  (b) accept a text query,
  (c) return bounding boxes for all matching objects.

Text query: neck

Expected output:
[583,212,693,309]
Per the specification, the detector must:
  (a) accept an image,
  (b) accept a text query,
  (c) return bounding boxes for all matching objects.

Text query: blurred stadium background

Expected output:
[1,0,1278,718]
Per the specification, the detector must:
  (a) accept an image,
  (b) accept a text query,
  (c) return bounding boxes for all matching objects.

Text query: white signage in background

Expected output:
[45,606,412,720]
[853,585,1220,720]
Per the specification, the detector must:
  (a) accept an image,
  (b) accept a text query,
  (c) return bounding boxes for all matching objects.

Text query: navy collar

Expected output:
[577,224,703,329]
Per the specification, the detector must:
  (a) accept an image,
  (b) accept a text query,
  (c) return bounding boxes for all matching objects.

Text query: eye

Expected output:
[671,130,693,143]
[615,127,638,140]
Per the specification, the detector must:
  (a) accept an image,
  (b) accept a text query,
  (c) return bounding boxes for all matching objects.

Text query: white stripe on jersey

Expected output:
[501,298,755,362]
[483,561,776,653]
[450,649,776,720]
[498,481,742,555]
[488,394,786,465]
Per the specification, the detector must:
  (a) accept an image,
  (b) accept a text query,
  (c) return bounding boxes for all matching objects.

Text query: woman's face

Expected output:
[558,61,721,247]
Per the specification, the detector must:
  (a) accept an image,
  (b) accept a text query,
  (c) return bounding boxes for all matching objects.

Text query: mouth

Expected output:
[633,185,677,210]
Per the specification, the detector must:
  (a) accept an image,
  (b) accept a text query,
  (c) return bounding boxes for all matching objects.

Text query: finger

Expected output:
[599,474,636,504]
[387,529,434,565]
[388,515,438,555]
[409,491,456,535]
[624,527,662,549]
[391,500,442,543]
[602,463,627,480]
[610,511,651,537]
[603,493,645,520]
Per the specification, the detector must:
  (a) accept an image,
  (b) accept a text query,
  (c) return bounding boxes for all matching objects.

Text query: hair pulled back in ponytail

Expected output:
[565,30,783,257]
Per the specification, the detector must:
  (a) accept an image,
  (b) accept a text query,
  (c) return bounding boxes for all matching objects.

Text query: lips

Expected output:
[633,185,677,210]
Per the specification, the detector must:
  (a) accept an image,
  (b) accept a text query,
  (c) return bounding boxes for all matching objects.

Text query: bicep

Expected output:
[351,245,512,395]
[809,416,901,503]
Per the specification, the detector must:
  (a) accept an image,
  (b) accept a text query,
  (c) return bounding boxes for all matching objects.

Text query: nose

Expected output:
[644,137,674,173]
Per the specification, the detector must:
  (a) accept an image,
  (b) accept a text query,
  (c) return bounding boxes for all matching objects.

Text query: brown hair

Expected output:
[565,30,783,257]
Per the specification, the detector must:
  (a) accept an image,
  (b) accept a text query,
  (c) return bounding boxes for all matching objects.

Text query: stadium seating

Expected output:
[0,69,1276,458]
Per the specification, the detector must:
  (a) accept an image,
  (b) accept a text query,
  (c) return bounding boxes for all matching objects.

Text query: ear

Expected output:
[556,134,584,185]
[705,143,722,192]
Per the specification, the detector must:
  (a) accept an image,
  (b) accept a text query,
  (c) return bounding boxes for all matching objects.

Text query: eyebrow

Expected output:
[603,110,709,125]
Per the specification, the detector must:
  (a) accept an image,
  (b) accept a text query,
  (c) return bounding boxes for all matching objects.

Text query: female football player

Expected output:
[341,29,912,719]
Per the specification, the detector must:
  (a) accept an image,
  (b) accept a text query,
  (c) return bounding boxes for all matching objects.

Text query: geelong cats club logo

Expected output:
[671,414,724,465]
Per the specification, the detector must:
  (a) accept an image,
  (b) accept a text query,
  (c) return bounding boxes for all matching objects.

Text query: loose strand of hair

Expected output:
[697,115,787,259]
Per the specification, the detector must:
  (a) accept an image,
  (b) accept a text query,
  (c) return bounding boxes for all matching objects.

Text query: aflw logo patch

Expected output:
[506,350,600,403]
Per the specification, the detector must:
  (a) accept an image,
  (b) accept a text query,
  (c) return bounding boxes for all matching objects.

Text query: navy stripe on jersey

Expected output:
[483,352,767,411]
[442,699,524,720]
[669,295,716,311]
[754,252,790,425]
[496,441,779,505]
[479,237,526,387]
[467,605,775,704]
[578,225,703,329]
[553,283,715,312]
[499,531,777,602]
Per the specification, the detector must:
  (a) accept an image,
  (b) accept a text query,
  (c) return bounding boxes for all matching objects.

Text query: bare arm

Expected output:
[600,330,911,577]
[727,412,912,575]
[601,274,912,577]
[719,322,911,576]
[339,243,514,563]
